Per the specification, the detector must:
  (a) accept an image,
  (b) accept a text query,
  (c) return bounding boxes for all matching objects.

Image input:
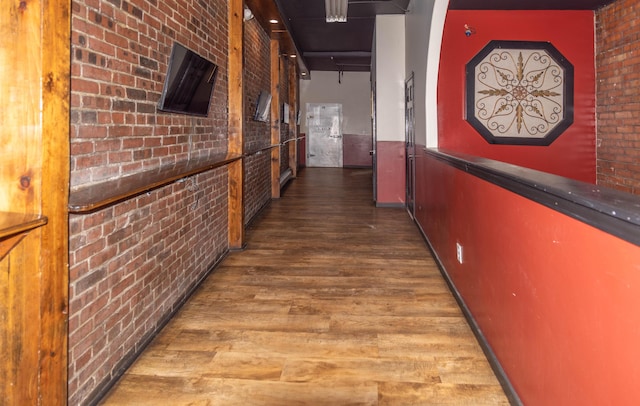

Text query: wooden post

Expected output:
[0,0,70,402]
[288,56,298,177]
[40,0,71,402]
[270,39,281,198]
[228,0,245,249]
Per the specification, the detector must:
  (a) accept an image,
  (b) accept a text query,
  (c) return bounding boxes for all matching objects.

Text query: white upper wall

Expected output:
[405,1,433,147]
[299,71,372,135]
[374,14,406,142]
[425,0,448,147]
[405,0,448,148]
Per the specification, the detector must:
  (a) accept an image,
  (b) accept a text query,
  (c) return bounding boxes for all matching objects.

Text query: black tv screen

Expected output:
[253,91,272,122]
[158,43,218,116]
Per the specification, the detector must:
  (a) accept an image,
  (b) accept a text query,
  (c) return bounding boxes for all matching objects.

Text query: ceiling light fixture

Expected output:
[269,19,279,24]
[243,7,254,21]
[325,0,348,23]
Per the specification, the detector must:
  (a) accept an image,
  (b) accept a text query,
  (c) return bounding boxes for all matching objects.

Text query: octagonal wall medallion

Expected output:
[465,40,574,146]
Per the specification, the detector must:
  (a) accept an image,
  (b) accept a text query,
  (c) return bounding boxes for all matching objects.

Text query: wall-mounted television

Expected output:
[253,91,272,122]
[158,42,218,116]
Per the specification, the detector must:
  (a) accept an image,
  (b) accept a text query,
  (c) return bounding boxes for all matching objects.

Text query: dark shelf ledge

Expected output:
[245,144,279,156]
[0,212,48,239]
[69,153,242,214]
[426,148,640,246]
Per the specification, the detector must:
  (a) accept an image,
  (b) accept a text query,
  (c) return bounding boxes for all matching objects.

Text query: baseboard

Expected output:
[86,251,229,406]
[279,168,293,187]
[343,165,372,169]
[244,198,272,229]
[375,202,404,209]
[413,220,523,406]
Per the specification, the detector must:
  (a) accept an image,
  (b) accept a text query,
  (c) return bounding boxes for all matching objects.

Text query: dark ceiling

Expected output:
[273,0,618,75]
[276,0,410,73]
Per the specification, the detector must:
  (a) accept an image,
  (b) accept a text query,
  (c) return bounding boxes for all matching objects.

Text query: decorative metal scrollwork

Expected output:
[466,41,573,146]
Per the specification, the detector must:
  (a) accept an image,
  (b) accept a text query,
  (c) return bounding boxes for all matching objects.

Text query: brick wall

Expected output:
[280,144,290,175]
[244,153,272,223]
[68,0,229,404]
[68,170,227,404]
[244,18,271,153]
[596,0,640,195]
[243,18,272,223]
[70,0,228,188]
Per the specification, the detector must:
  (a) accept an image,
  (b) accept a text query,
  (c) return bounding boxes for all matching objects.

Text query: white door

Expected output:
[306,103,343,167]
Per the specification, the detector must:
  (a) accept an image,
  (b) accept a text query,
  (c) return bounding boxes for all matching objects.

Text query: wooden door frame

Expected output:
[405,72,416,219]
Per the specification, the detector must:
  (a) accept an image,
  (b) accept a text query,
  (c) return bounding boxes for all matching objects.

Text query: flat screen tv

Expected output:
[253,91,272,122]
[158,42,218,116]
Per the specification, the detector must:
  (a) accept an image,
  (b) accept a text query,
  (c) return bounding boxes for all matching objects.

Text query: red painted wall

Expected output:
[376,141,405,205]
[298,134,306,168]
[418,151,640,405]
[438,10,596,183]
[343,134,373,167]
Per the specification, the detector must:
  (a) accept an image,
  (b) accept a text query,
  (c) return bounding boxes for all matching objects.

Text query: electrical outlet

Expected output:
[456,242,463,264]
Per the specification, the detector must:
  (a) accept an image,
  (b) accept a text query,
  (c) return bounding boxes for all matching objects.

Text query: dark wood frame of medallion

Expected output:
[465,40,574,146]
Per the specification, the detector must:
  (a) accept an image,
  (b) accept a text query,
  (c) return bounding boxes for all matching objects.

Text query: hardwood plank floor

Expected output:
[100,168,508,405]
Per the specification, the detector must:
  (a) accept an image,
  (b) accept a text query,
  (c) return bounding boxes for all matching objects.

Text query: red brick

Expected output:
[68,0,240,403]
[596,0,640,196]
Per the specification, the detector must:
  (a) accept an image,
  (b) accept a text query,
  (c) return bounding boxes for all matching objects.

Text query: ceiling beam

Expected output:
[244,0,310,76]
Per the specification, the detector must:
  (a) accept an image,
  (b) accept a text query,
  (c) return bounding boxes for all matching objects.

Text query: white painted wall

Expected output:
[405,0,448,148]
[299,2,447,148]
[425,0,448,147]
[405,1,433,147]
[374,14,406,142]
[299,71,372,135]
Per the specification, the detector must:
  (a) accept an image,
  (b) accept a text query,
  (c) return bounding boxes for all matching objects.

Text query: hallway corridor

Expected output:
[100,168,509,405]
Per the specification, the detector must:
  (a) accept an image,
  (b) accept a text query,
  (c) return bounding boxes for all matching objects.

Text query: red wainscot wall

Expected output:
[375,141,405,206]
[438,10,596,183]
[343,134,373,168]
[418,149,640,406]
[297,134,306,168]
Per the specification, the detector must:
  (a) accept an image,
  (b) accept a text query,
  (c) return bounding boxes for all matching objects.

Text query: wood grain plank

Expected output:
[228,159,244,249]
[0,231,42,405]
[103,376,379,406]
[288,56,298,177]
[227,0,244,249]
[378,381,509,405]
[378,333,486,359]
[270,39,281,199]
[1,0,69,402]
[40,0,71,402]
[69,154,240,213]
[160,330,380,360]
[0,0,42,215]
[0,213,47,240]
[100,169,508,405]
[280,357,442,384]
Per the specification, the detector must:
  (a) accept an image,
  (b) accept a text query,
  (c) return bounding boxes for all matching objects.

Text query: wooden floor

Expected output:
[100,168,509,405]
